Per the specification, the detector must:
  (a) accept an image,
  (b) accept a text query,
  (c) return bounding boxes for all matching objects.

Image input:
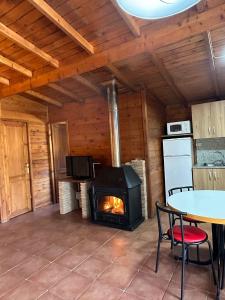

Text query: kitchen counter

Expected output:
[193,165,225,169]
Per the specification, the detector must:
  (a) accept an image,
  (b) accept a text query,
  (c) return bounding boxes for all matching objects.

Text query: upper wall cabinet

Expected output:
[192,100,225,139]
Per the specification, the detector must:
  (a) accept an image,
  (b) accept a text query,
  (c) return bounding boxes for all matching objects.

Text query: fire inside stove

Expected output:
[100,196,124,215]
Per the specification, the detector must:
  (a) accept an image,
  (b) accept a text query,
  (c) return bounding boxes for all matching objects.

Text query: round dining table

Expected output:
[168,190,225,300]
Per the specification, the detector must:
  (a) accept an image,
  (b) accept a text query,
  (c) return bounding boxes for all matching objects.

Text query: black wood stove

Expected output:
[90,166,144,230]
[89,79,144,231]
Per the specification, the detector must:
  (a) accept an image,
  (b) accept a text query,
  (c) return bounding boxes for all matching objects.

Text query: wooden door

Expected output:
[213,169,225,190]
[51,122,70,179]
[210,100,225,138]
[3,121,31,218]
[193,168,213,190]
[192,103,211,139]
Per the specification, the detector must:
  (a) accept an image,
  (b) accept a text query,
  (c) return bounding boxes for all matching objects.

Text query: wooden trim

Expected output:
[2,4,225,97]
[28,0,94,55]
[203,31,221,99]
[26,124,35,211]
[48,83,83,103]
[151,53,187,105]
[48,123,56,204]
[140,89,151,218]
[25,90,63,107]
[74,75,102,95]
[107,64,136,91]
[0,54,32,77]
[0,22,59,68]
[110,0,140,37]
[0,77,9,86]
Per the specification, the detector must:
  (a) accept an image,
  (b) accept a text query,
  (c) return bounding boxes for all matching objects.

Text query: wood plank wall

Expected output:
[49,92,145,165]
[119,92,145,163]
[166,104,191,122]
[146,96,166,217]
[49,96,111,165]
[0,96,52,222]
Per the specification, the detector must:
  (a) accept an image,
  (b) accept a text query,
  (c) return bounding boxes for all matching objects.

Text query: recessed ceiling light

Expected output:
[116,0,201,20]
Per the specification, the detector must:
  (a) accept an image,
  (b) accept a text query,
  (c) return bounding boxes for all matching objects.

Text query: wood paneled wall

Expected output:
[0,96,51,222]
[119,92,145,163]
[166,104,191,122]
[144,94,166,217]
[49,96,111,165]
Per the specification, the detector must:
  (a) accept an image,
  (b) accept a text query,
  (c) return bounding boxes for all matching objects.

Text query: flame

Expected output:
[103,196,124,215]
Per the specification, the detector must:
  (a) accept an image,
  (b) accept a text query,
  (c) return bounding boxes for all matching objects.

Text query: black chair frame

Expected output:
[155,201,216,300]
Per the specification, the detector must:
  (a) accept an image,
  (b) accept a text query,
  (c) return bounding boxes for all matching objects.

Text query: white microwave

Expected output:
[167,121,191,135]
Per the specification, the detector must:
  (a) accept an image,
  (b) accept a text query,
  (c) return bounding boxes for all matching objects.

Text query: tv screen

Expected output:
[66,156,93,180]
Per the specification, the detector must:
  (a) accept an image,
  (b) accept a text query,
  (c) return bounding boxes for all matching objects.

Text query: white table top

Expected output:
[167,190,225,225]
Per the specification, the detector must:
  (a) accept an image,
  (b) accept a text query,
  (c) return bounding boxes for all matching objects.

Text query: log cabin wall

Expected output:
[145,95,166,217]
[0,96,52,222]
[166,104,191,122]
[49,95,111,165]
[48,91,145,165]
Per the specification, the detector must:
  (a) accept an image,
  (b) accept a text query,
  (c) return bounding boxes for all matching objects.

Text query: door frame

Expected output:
[2,119,34,217]
[49,121,70,203]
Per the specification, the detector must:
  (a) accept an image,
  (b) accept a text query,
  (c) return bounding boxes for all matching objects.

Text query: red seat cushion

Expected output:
[168,225,207,243]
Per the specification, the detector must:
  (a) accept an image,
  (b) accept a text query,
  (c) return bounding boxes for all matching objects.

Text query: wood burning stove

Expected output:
[90,79,144,230]
[90,166,144,230]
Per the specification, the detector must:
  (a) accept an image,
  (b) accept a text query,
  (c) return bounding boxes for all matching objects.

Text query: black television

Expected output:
[66,156,93,180]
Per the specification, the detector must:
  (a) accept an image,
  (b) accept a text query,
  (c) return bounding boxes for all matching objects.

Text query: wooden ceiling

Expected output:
[1,0,225,106]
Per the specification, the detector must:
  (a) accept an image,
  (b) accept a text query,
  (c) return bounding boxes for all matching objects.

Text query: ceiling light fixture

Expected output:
[116,0,201,20]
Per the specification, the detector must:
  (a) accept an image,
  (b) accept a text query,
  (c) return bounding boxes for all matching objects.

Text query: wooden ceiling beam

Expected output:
[110,0,140,37]
[2,3,225,97]
[203,31,221,99]
[0,77,9,86]
[48,83,83,103]
[0,54,32,77]
[107,63,136,91]
[27,0,94,55]
[25,90,63,107]
[0,22,59,68]
[74,75,102,95]
[151,53,187,105]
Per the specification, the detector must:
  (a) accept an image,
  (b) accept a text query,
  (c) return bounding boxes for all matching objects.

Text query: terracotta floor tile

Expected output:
[13,255,50,279]
[29,262,70,289]
[115,249,148,269]
[140,251,178,280]
[38,291,63,300]
[50,272,91,300]
[55,249,89,270]
[79,281,123,300]
[0,250,28,275]
[72,239,102,254]
[171,264,214,292]
[119,292,146,300]
[99,263,137,289]
[1,281,47,300]
[0,270,24,298]
[164,281,208,300]
[127,271,169,300]
[39,243,68,261]
[75,256,110,279]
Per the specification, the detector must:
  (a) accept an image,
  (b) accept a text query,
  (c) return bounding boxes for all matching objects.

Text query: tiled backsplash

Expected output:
[196,138,225,165]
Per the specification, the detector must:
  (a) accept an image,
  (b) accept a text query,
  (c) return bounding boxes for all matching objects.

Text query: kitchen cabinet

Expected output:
[192,100,225,139]
[193,168,225,190]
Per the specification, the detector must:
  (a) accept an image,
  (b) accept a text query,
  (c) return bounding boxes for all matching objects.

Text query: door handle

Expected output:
[209,171,212,181]
[208,127,211,135]
[213,127,216,135]
[214,171,217,181]
[24,163,30,174]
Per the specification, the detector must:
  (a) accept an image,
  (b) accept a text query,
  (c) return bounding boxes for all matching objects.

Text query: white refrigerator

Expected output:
[163,137,193,202]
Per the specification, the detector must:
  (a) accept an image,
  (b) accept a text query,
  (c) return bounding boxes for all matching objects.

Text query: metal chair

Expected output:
[168,186,201,227]
[155,201,216,300]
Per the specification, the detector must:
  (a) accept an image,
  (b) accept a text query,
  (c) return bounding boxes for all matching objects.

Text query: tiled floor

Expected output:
[0,205,222,300]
